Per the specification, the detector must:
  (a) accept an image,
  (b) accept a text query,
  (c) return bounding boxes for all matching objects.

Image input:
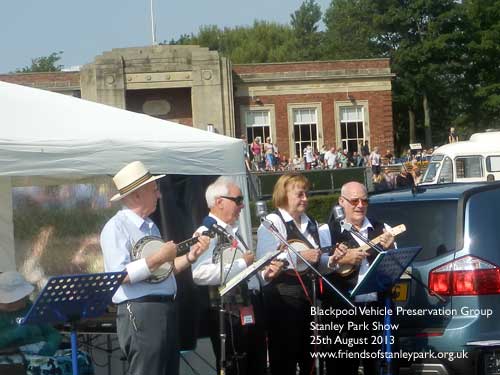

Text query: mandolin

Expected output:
[336,224,406,277]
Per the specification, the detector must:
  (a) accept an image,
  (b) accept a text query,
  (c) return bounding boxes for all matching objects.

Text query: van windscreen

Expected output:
[368,200,458,261]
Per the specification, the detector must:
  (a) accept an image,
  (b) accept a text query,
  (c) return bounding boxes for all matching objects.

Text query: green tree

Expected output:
[16,51,64,73]
[322,0,380,60]
[170,21,298,63]
[290,0,323,60]
[460,0,500,131]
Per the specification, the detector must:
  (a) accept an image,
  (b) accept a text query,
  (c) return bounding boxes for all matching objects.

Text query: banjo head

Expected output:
[133,236,173,283]
[288,239,311,273]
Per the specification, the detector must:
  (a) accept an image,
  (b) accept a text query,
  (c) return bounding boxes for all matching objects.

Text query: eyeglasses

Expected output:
[220,195,244,205]
[341,196,369,206]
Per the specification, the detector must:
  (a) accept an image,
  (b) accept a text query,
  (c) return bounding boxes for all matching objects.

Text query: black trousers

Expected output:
[208,293,267,375]
[263,284,314,375]
[116,300,179,375]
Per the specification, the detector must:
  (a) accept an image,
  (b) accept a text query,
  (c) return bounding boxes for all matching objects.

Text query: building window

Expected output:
[245,110,271,143]
[293,108,318,158]
[340,106,364,152]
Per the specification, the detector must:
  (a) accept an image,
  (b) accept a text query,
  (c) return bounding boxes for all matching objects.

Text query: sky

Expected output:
[0,0,332,74]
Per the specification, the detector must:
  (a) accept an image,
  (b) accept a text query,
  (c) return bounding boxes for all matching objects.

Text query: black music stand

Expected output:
[350,246,422,375]
[17,272,126,375]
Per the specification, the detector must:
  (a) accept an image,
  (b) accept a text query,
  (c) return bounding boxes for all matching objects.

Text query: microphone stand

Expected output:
[261,218,355,309]
[262,218,355,375]
[218,236,227,375]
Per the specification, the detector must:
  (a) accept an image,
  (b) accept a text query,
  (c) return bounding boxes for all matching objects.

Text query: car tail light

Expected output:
[429,256,500,296]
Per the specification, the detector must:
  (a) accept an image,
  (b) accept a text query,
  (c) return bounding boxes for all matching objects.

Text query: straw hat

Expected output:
[110,161,165,202]
[0,271,34,304]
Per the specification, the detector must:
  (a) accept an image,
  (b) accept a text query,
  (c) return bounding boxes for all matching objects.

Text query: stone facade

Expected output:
[0,46,394,154]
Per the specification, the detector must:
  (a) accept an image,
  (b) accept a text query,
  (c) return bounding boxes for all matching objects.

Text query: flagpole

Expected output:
[150,0,157,45]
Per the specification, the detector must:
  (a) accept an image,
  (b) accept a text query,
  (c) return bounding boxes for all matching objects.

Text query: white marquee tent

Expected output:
[0,81,250,271]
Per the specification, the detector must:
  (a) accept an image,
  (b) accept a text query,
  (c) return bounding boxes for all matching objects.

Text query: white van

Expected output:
[421,131,500,185]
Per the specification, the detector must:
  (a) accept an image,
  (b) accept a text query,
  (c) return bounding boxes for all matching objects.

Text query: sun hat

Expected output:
[110,161,165,202]
[0,271,34,304]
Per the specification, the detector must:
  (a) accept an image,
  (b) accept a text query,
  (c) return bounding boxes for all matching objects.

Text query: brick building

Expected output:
[0,45,395,157]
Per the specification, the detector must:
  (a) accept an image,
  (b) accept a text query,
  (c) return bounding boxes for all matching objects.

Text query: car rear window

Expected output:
[368,200,458,261]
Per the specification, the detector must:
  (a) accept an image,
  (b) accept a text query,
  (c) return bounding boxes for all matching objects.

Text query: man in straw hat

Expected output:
[100,161,210,375]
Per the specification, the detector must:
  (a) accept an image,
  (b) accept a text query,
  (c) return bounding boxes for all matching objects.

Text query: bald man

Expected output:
[321,181,395,375]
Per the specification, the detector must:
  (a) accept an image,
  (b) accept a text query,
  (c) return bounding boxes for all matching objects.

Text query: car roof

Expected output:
[369,182,500,203]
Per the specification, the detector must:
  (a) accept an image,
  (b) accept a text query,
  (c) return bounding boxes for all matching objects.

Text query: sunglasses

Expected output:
[341,196,369,207]
[220,195,244,205]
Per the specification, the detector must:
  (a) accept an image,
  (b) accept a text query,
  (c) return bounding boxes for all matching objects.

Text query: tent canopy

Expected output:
[0,81,245,178]
[0,81,251,272]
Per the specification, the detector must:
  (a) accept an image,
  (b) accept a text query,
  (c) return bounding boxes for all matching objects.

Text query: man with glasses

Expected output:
[322,181,395,375]
[192,176,279,375]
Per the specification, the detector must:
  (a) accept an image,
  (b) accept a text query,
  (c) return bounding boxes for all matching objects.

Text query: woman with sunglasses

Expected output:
[256,173,346,375]
[322,181,395,375]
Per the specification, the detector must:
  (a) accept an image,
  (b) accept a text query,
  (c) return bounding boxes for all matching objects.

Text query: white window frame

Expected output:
[240,104,276,145]
[335,100,370,152]
[287,103,323,159]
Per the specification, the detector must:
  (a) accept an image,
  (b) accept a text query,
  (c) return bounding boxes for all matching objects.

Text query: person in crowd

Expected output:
[384,149,394,165]
[100,161,210,375]
[264,137,275,171]
[319,145,328,168]
[395,166,415,189]
[383,167,397,190]
[256,173,346,375]
[250,137,263,171]
[241,135,251,171]
[448,127,459,143]
[412,167,422,185]
[192,177,281,375]
[303,145,314,170]
[0,271,93,374]
[369,147,381,176]
[292,155,303,170]
[353,151,364,167]
[339,149,349,168]
[361,141,370,164]
[324,147,338,169]
[373,172,390,192]
[323,181,395,375]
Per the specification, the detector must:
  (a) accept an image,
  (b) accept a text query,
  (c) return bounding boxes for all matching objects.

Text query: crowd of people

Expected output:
[242,135,435,175]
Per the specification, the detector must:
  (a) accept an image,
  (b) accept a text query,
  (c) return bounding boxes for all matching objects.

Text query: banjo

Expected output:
[282,224,406,275]
[337,224,406,277]
[132,230,215,283]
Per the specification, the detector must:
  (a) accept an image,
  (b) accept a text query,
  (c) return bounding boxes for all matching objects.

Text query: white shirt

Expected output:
[192,213,260,291]
[256,208,333,286]
[304,147,314,163]
[341,217,392,303]
[100,208,177,304]
[324,151,337,169]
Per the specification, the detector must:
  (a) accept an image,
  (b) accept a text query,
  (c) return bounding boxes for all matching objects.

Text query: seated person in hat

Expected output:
[0,271,60,355]
[100,161,210,375]
[0,271,93,374]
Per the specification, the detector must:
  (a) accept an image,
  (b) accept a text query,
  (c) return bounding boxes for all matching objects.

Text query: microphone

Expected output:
[255,200,268,219]
[201,215,236,242]
[332,205,345,222]
[260,217,279,233]
[331,205,353,231]
[202,216,217,229]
